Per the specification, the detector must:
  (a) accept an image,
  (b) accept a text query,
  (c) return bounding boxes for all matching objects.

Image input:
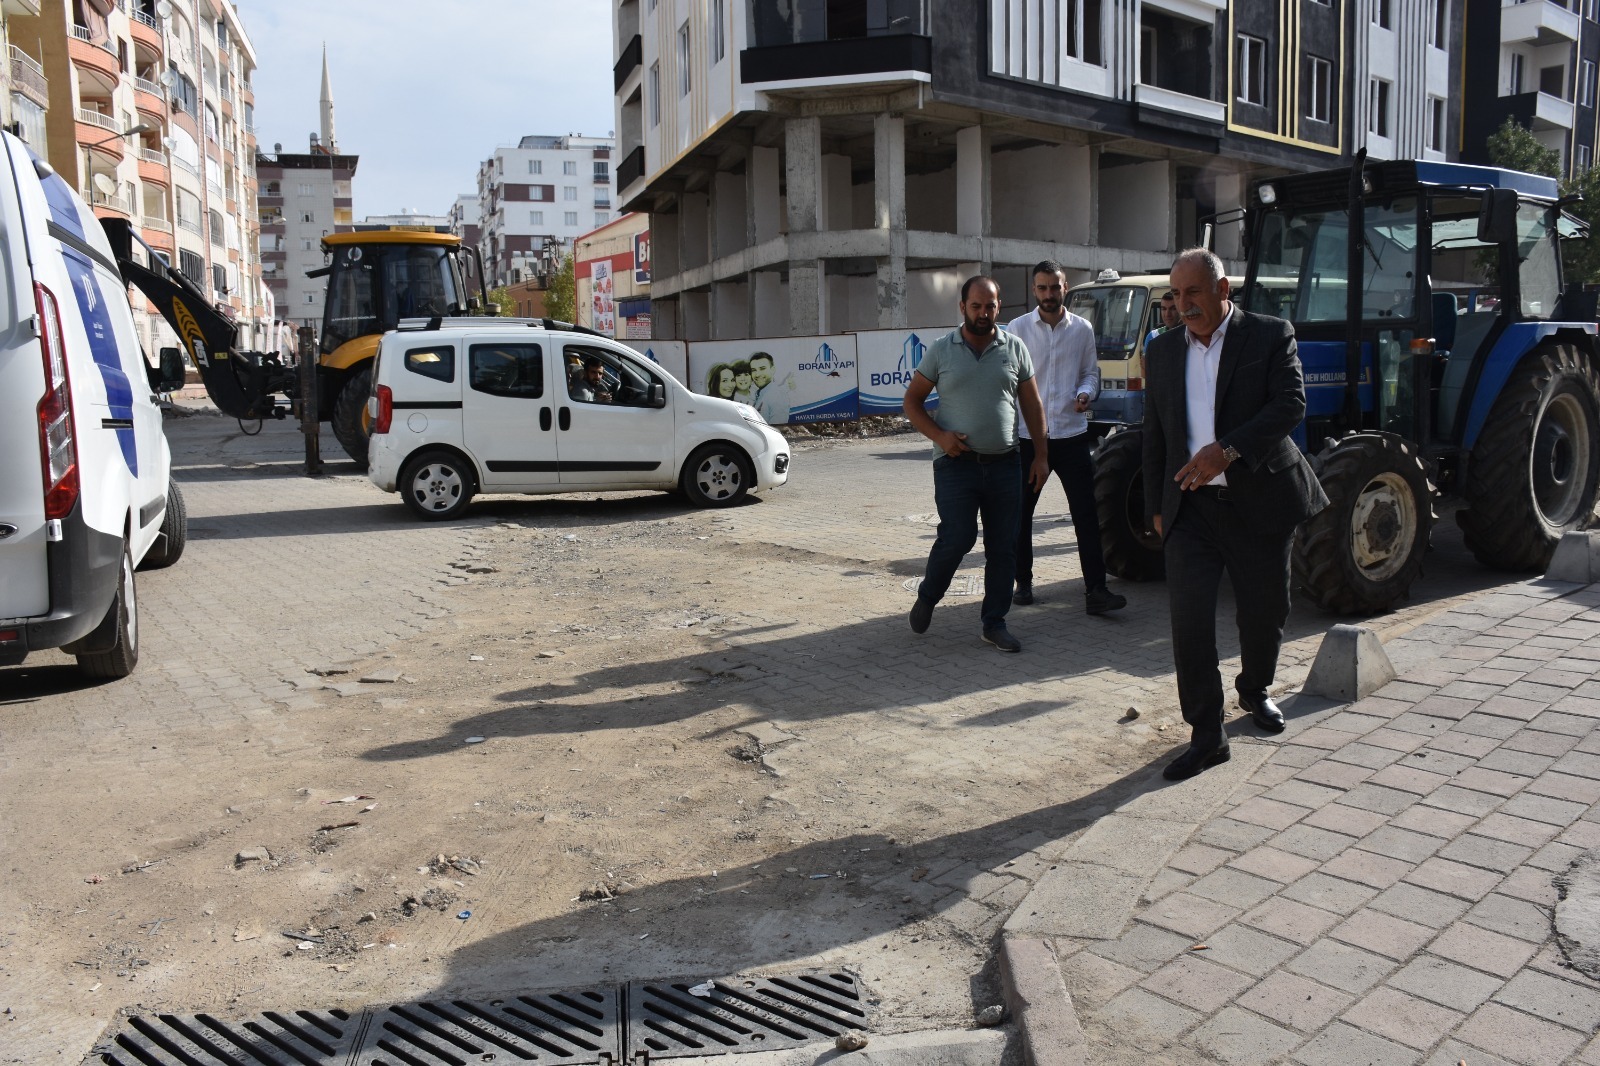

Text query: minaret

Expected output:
[319,45,337,154]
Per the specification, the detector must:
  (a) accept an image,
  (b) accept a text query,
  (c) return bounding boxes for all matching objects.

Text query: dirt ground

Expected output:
[0,411,1510,1061]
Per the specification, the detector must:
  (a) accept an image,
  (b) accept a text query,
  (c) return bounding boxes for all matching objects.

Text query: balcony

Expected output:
[177,217,202,236]
[8,46,47,108]
[617,145,645,191]
[1489,88,1576,133]
[614,33,641,91]
[1501,0,1580,46]
[69,26,119,80]
[740,0,930,86]
[129,7,159,47]
[89,190,132,216]
[1134,84,1226,128]
[172,155,199,177]
[137,149,169,186]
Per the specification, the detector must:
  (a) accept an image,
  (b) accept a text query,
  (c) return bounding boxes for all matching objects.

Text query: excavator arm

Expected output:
[100,217,294,420]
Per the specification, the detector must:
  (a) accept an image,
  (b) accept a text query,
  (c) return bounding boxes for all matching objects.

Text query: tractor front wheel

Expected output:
[1092,428,1165,581]
[331,364,374,469]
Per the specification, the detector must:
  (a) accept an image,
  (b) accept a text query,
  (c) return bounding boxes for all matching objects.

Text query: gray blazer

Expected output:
[1141,306,1329,537]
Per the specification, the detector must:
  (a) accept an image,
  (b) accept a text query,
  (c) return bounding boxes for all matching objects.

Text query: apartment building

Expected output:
[256,52,354,331]
[6,0,266,352]
[610,0,1484,338]
[472,133,618,287]
[1461,0,1600,173]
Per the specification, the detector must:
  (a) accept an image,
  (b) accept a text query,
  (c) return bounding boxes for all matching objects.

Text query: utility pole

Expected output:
[297,325,321,475]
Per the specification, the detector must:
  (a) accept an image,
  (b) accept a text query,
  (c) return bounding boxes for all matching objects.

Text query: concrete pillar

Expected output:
[748,145,781,245]
[680,192,710,270]
[785,116,824,335]
[1213,170,1245,261]
[874,112,908,328]
[821,154,851,231]
[956,125,991,239]
[713,171,746,261]
[654,210,680,279]
[750,270,785,337]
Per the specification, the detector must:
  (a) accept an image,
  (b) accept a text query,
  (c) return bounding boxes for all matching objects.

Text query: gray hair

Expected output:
[1172,248,1225,291]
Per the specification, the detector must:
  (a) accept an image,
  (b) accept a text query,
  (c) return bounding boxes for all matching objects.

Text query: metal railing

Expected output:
[89,190,132,214]
[172,156,199,176]
[219,84,234,104]
[132,8,158,30]
[177,217,202,235]
[140,147,165,165]
[9,47,48,107]
[76,108,121,133]
[71,24,117,56]
[134,76,163,98]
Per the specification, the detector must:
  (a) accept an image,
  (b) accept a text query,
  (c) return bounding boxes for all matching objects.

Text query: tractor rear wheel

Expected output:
[1459,344,1600,571]
[1292,432,1433,615]
[1092,428,1165,581]
[331,364,374,469]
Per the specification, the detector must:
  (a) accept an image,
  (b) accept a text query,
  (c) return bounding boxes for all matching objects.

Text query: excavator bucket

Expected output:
[100,218,284,419]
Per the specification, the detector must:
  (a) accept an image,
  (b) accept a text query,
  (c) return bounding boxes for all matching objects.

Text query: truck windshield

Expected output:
[322,244,464,353]
[1252,197,1420,323]
[1066,286,1149,356]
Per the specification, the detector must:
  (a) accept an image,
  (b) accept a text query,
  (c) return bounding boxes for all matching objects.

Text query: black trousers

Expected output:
[1164,490,1293,752]
[1016,435,1107,593]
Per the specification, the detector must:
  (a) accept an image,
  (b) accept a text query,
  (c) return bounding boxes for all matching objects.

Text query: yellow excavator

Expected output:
[103,221,487,466]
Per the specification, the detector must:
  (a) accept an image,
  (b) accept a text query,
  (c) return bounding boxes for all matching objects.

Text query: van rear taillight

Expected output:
[34,283,78,520]
[373,384,393,434]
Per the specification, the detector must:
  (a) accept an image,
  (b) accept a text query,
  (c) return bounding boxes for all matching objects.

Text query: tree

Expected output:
[544,252,576,323]
[1485,117,1560,178]
[487,286,515,316]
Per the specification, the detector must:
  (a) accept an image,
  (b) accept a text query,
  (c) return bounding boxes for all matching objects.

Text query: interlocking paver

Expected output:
[1368,883,1472,929]
[1494,969,1600,1032]
[1289,1020,1420,1066]
[1464,893,1555,943]
[1228,797,1314,832]
[1283,939,1396,995]
[1238,971,1354,1032]
[1195,923,1301,977]
[1281,872,1380,915]
[1240,897,1342,945]
[1301,803,1389,836]
[1452,1001,1586,1065]
[1142,892,1242,939]
[1499,791,1588,825]
[1437,834,1534,874]
[1357,825,1446,864]
[1327,909,1437,961]
[1420,784,1505,818]
[1141,955,1258,1013]
[1526,771,1600,804]
[1170,843,1235,876]
[1319,849,1412,889]
[1227,845,1321,884]
[1341,986,1465,1050]
[1296,759,1376,790]
[1403,856,1504,901]
[1501,729,1581,757]
[1388,804,1478,839]
[1088,921,1200,973]
[1451,767,1533,798]
[1426,921,1539,979]
[1099,986,1203,1040]
[1387,956,1506,1012]
[1366,763,1452,795]
[1471,811,1563,847]
[1188,1006,1303,1065]
[1186,867,1282,910]
[1271,823,1364,862]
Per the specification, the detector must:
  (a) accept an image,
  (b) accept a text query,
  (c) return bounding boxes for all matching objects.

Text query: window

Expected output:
[1306,56,1332,123]
[1541,64,1565,97]
[594,161,609,179]
[1369,78,1391,137]
[529,159,542,174]
[596,212,609,226]
[711,0,725,64]
[649,63,661,126]
[1428,97,1445,151]
[1580,144,1593,170]
[1432,0,1448,47]
[1374,0,1391,28]
[212,263,226,292]
[302,211,316,223]
[531,210,544,224]
[564,186,578,201]
[302,239,314,251]
[404,345,455,383]
[1510,52,1524,95]
[677,22,691,96]
[563,160,577,175]
[305,292,316,304]
[470,343,543,398]
[1582,60,1596,106]
[179,249,204,283]
[564,211,579,226]
[1236,34,1266,106]
[565,345,660,407]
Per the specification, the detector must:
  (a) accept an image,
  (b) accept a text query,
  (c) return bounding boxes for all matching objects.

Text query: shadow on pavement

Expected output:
[0,661,106,703]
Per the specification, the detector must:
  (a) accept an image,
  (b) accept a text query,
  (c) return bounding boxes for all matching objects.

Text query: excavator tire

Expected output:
[332,365,374,468]
[1458,344,1600,571]
[1092,428,1165,581]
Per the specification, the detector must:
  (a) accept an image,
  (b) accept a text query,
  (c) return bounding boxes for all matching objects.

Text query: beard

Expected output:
[1037,297,1062,315]
[962,310,996,336]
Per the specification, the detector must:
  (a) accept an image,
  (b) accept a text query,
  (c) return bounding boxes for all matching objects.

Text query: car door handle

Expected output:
[540,407,552,431]
[558,407,571,431]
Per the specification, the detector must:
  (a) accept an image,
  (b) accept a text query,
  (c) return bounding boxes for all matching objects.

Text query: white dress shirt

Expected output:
[1006,307,1099,440]
[1184,304,1232,486]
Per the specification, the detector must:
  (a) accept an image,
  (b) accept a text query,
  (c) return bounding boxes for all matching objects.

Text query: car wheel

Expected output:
[400,449,475,520]
[139,481,187,570]
[681,443,754,507]
[77,545,139,680]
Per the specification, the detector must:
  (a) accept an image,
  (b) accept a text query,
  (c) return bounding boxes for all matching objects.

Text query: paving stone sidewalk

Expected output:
[1028,577,1600,1065]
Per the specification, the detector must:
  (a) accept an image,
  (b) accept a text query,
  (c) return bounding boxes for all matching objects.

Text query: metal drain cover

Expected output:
[354,989,619,1064]
[626,973,868,1059]
[92,1008,360,1065]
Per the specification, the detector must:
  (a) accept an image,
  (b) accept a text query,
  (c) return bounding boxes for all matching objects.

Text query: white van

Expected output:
[368,319,790,520]
[0,132,185,678]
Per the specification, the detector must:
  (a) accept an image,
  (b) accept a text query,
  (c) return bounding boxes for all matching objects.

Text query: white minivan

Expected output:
[0,132,185,678]
[368,319,790,520]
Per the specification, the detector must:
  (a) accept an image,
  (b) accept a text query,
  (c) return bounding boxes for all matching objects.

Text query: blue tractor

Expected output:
[1093,158,1600,613]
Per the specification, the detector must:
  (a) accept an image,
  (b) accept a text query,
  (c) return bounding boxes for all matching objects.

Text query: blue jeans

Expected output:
[919,452,1023,630]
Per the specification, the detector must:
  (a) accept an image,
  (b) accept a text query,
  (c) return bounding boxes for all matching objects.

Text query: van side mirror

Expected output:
[1478,188,1519,246]
[158,346,186,391]
[650,382,666,408]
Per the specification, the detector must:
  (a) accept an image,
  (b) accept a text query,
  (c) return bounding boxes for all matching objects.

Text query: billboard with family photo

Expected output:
[620,339,689,387]
[688,336,860,425]
[853,327,945,414]
[591,260,616,336]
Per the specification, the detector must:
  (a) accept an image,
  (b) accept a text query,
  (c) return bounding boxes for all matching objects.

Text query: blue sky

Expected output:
[239,1,616,218]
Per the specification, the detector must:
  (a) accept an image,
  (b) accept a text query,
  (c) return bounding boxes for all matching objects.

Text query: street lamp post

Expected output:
[80,120,157,211]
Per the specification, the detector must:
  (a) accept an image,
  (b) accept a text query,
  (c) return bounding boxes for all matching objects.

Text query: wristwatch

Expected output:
[1220,443,1241,465]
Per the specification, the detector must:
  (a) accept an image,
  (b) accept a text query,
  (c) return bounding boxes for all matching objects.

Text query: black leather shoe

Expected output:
[909,597,934,634]
[1085,586,1128,615]
[982,626,1022,653]
[1013,583,1034,606]
[1162,744,1232,781]
[1239,692,1286,733]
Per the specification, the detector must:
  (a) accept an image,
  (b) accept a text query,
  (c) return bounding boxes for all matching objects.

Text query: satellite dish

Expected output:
[160,69,176,88]
[155,0,172,17]
[92,173,116,196]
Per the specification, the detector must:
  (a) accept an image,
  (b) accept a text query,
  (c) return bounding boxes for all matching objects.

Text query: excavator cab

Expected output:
[315,230,484,464]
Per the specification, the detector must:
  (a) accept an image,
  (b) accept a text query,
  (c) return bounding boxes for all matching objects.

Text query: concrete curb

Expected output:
[999,938,1087,1066]
[664,1027,1012,1064]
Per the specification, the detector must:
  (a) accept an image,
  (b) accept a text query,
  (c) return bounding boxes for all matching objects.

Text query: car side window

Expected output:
[564,344,659,407]
[469,343,543,398]
[404,345,454,383]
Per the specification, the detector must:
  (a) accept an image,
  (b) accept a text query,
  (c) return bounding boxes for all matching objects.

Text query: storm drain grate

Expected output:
[353,989,620,1065]
[93,1008,362,1066]
[625,972,868,1059]
[88,973,865,1065]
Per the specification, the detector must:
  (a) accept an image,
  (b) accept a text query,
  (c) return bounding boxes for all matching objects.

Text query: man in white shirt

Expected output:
[1007,260,1127,616]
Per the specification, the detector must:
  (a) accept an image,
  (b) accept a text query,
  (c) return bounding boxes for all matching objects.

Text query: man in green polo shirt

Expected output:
[903,275,1050,652]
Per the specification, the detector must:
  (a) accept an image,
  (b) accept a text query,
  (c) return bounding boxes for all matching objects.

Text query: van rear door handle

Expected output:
[540,407,552,431]
[558,407,571,431]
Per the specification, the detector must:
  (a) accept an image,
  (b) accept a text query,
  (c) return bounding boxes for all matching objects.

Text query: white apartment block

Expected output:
[473,133,618,287]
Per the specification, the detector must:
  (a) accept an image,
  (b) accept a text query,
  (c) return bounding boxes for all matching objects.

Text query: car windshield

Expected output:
[1066,286,1149,356]
[1251,197,1421,322]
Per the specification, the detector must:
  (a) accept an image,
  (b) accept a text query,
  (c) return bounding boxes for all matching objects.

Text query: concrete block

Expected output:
[1546,530,1600,583]
[1000,938,1088,1066]
[1003,864,1146,940]
[1302,624,1397,702]
[666,1028,1011,1065]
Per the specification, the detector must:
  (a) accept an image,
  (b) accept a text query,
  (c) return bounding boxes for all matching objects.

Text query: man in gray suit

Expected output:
[1143,249,1329,781]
